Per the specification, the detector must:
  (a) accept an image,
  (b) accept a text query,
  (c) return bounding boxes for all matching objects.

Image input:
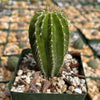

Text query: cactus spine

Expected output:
[29,10,69,77]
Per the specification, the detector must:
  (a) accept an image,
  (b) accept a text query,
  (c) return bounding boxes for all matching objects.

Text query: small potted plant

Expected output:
[8,9,88,100]
[30,0,39,3]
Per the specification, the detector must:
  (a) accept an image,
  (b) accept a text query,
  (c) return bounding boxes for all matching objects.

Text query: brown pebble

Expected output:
[18,79,29,92]
[30,71,41,85]
[26,71,41,93]
[61,66,68,72]
[34,71,41,80]
[72,73,85,79]
[64,78,72,86]
[70,63,79,68]
[42,81,51,93]
[50,83,55,92]
[36,86,41,91]
[28,85,38,93]
[24,84,30,92]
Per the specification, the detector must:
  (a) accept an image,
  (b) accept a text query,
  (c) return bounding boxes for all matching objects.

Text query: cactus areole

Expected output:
[29,10,69,77]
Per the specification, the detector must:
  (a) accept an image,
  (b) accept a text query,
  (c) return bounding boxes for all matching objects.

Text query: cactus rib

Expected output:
[29,10,69,77]
[51,12,64,76]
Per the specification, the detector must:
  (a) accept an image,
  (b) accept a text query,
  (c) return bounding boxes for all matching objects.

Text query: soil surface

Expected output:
[11,52,87,94]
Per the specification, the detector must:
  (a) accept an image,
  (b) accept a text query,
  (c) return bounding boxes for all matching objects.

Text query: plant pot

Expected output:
[8,48,88,100]
[30,0,39,3]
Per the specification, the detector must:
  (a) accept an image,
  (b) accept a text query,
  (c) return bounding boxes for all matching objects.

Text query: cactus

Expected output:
[87,59,98,69]
[0,3,4,12]
[7,56,19,71]
[19,42,27,48]
[30,0,39,3]
[73,38,84,49]
[1,0,8,4]
[29,10,69,77]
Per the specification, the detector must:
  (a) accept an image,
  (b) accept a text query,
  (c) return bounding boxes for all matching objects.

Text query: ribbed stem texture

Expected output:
[29,10,69,77]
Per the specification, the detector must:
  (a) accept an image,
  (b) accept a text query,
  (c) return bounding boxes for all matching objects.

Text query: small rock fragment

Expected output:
[50,84,55,92]
[27,72,32,77]
[21,75,27,79]
[47,89,51,93]
[17,70,23,76]
[64,78,72,86]
[66,66,71,71]
[72,73,85,79]
[74,77,80,85]
[82,86,87,92]
[11,87,16,92]
[42,81,51,93]
[15,76,21,82]
[81,79,85,84]
[72,68,78,74]
[13,82,17,86]
[70,63,79,68]
[56,88,62,93]
[28,85,38,93]
[52,81,57,86]
[66,90,72,94]
[64,54,72,60]
[58,79,65,88]
[34,71,40,80]
[71,58,77,64]
[68,86,75,92]
[74,88,82,94]
[36,82,41,87]
[66,62,70,66]
[25,77,31,84]
[61,85,67,92]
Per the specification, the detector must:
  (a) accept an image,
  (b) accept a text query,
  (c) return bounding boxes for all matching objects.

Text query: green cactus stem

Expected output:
[1,0,8,4]
[30,0,39,3]
[7,56,19,71]
[73,38,84,49]
[29,10,69,77]
[87,59,98,69]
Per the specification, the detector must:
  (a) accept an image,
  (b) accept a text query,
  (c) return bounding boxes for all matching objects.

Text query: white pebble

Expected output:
[17,70,23,76]
[21,75,27,79]
[74,77,80,86]
[69,86,74,92]
[82,86,87,92]
[47,89,51,93]
[25,77,31,84]
[72,68,78,74]
[64,54,72,60]
[71,59,77,64]
[32,71,35,74]
[14,82,17,86]
[81,79,85,84]
[66,62,70,66]
[74,88,82,94]
[11,87,16,92]
[36,82,41,87]
[70,71,73,74]
[27,72,32,77]
[15,76,21,82]
[66,66,71,71]
[58,79,65,88]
